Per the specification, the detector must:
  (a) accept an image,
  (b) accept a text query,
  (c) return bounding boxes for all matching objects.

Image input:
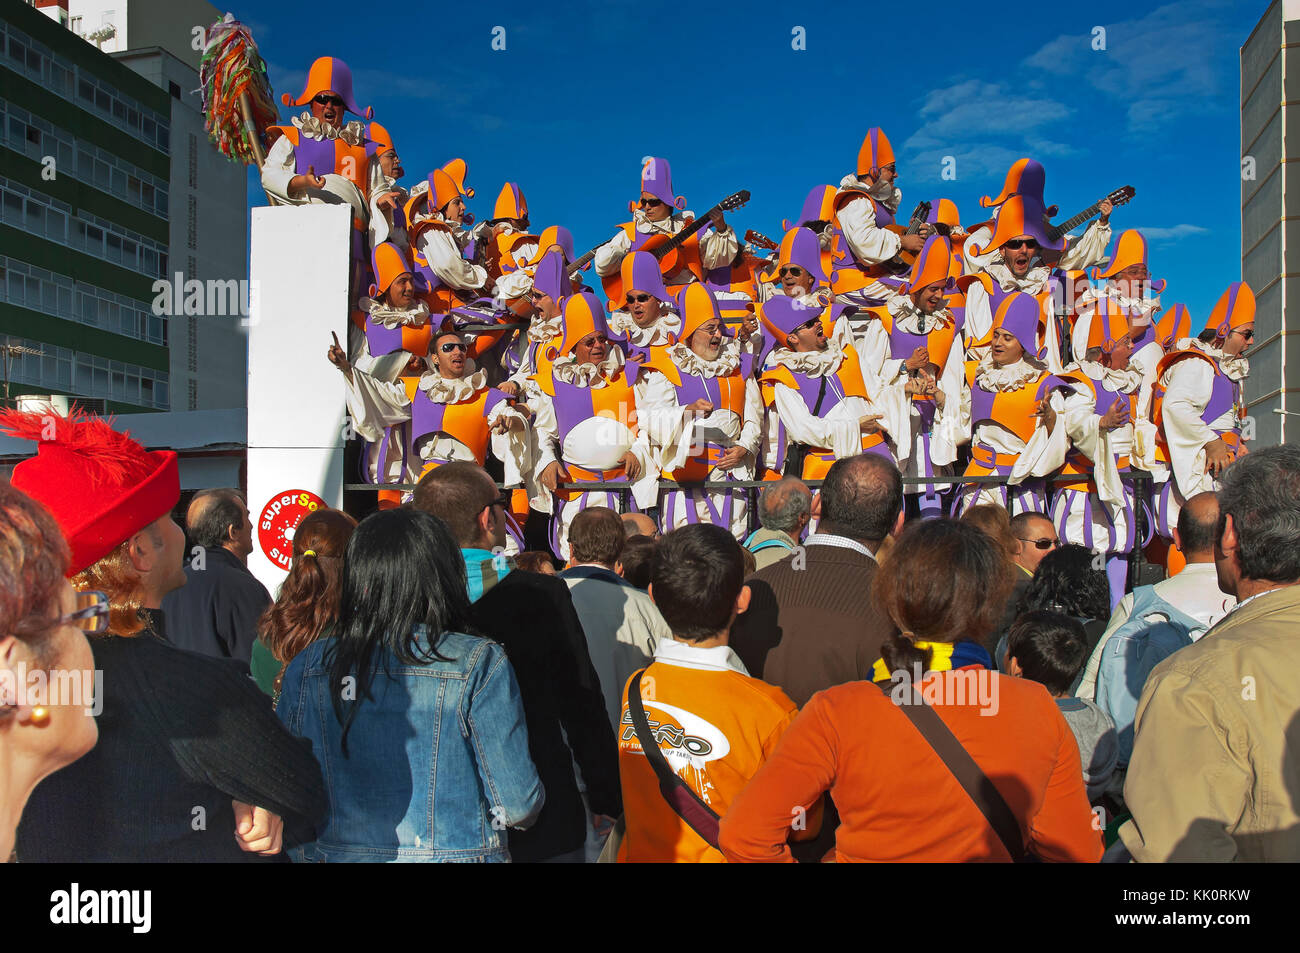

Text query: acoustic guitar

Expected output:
[600,190,751,306]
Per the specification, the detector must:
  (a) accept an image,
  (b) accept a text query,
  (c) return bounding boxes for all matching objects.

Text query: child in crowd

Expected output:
[1004,610,1119,802]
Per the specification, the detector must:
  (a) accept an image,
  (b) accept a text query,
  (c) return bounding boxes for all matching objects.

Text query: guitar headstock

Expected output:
[719,190,751,212]
[1108,186,1136,207]
[744,229,779,252]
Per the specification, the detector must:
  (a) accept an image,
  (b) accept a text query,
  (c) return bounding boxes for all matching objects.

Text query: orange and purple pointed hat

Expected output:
[526,225,576,265]
[368,121,395,155]
[631,157,686,213]
[783,185,837,231]
[992,291,1046,360]
[1094,229,1166,293]
[440,158,474,199]
[899,235,960,296]
[968,195,1064,257]
[282,57,373,119]
[616,250,673,308]
[369,241,419,298]
[427,168,467,213]
[1155,303,1192,350]
[1206,282,1255,338]
[1084,297,1133,354]
[554,292,610,355]
[493,182,528,221]
[760,227,829,286]
[676,282,728,342]
[856,128,895,178]
[531,248,568,303]
[979,158,1057,216]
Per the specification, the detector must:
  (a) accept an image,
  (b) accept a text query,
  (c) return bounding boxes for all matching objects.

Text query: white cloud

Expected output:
[1130,224,1210,242]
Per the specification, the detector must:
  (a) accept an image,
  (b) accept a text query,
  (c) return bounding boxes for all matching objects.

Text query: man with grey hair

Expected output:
[161,488,270,666]
[1119,446,1300,861]
[743,477,813,570]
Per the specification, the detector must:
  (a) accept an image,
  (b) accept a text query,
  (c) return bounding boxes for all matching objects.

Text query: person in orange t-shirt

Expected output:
[718,518,1104,863]
[616,524,818,863]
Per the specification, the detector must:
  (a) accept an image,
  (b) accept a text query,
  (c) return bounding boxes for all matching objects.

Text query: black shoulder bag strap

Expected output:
[878,679,1029,861]
[627,668,721,848]
[783,373,830,478]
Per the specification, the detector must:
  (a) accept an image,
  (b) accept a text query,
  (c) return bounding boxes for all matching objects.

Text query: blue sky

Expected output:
[241,0,1263,322]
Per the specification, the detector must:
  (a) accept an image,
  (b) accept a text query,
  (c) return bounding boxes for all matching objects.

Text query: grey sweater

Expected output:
[1056,696,1119,801]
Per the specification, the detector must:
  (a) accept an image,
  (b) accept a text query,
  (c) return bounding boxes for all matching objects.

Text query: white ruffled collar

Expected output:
[1190,339,1250,381]
[527,313,564,345]
[769,340,845,378]
[986,260,1051,293]
[293,112,365,145]
[633,208,685,235]
[976,356,1042,392]
[669,339,742,378]
[363,298,430,330]
[1075,360,1143,394]
[886,294,953,331]
[552,348,626,386]
[417,365,486,402]
[609,308,680,345]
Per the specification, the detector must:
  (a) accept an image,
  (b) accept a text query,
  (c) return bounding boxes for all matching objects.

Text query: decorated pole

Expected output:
[199,13,280,205]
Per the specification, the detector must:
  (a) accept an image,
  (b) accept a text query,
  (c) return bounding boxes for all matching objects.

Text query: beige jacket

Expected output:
[1119,584,1300,861]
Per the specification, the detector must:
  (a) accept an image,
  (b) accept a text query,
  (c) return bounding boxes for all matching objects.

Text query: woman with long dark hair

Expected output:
[719,518,1101,862]
[252,509,358,700]
[276,507,544,862]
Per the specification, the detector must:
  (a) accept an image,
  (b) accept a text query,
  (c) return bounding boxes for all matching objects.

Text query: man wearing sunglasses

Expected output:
[962,159,1113,372]
[757,296,903,481]
[592,157,737,288]
[527,292,656,561]
[262,57,389,302]
[1152,282,1255,547]
[858,236,973,518]
[637,283,763,539]
[828,128,928,316]
[607,251,682,365]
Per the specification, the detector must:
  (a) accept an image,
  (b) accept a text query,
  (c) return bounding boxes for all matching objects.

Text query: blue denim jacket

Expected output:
[278,628,545,862]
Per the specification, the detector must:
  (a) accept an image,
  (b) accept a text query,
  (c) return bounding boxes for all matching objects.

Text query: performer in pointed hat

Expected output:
[637,283,763,539]
[526,292,657,560]
[858,236,973,518]
[592,157,738,290]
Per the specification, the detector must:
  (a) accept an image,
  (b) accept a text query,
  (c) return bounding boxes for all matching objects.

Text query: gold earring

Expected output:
[28,707,49,726]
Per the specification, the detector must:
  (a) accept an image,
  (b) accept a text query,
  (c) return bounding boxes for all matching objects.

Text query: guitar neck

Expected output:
[567,247,598,276]
[1049,202,1104,240]
[654,204,720,259]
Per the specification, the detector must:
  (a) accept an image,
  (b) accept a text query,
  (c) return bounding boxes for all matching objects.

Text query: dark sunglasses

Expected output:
[1017,536,1058,550]
[639,197,663,208]
[479,491,512,514]
[312,94,345,107]
[439,341,468,353]
[1003,238,1039,250]
[779,266,806,278]
[626,293,653,304]
[1231,328,1254,341]
[796,317,822,333]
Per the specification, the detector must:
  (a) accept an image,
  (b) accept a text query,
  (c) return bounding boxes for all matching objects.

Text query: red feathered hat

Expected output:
[0,409,179,576]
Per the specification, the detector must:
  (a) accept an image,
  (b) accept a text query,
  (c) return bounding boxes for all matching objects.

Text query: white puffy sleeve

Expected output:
[836,195,901,264]
[418,228,488,292]
[594,228,632,277]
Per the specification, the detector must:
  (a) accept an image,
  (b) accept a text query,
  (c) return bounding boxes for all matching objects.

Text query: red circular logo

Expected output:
[257,489,328,570]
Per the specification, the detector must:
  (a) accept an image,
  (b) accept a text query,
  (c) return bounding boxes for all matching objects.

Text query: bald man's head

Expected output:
[1176,491,1220,561]
[818,455,903,544]
[758,477,813,534]
[622,512,659,539]
[187,489,252,562]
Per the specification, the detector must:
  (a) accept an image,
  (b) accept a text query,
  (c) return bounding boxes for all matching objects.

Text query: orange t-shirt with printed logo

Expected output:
[616,654,801,863]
